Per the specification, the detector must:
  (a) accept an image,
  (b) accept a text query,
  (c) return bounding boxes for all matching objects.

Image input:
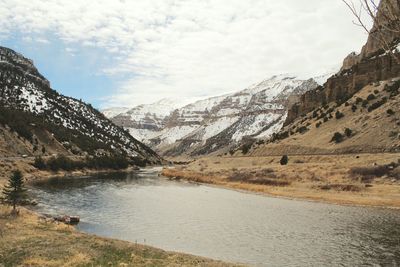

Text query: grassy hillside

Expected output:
[245,79,400,156]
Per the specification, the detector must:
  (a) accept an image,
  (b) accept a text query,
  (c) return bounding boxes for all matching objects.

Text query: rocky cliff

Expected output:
[285,0,400,125]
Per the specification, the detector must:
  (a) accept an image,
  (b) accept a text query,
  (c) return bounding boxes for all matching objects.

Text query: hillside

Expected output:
[0,46,161,164]
[240,0,400,157]
[106,75,322,158]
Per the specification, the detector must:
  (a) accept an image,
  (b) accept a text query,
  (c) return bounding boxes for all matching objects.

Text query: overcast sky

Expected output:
[0,0,372,108]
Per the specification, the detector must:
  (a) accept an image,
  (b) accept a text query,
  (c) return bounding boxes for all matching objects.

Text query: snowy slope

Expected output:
[105,75,319,157]
[102,107,130,118]
[0,46,161,163]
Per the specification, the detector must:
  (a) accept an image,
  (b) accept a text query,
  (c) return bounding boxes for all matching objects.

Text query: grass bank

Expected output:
[162,153,400,208]
[0,206,241,266]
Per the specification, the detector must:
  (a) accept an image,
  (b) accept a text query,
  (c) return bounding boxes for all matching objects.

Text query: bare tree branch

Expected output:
[342,0,400,63]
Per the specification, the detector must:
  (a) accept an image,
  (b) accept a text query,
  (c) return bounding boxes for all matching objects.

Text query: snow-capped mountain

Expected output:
[102,107,130,118]
[105,75,319,157]
[0,46,161,163]
[109,98,185,144]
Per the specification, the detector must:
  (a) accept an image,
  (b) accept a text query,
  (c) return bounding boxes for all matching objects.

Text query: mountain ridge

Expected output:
[0,46,162,164]
[105,74,327,157]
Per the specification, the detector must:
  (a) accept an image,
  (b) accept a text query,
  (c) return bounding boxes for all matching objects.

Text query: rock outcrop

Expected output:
[285,0,400,125]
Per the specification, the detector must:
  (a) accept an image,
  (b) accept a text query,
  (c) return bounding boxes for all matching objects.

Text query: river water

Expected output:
[30,168,400,266]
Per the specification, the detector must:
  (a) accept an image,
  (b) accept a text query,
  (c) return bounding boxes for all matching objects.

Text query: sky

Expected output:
[0,0,373,109]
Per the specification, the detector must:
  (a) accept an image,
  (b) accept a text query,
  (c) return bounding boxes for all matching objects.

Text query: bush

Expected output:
[362,100,369,108]
[367,94,376,101]
[316,121,322,128]
[355,97,363,104]
[387,109,395,116]
[35,154,130,171]
[280,155,289,165]
[296,126,308,134]
[351,105,357,112]
[335,111,344,119]
[344,128,352,137]
[240,143,252,155]
[331,132,344,143]
[374,89,379,94]
[367,98,387,112]
[33,156,46,170]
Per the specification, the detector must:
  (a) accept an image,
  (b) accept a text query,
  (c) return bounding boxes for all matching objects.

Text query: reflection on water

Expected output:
[30,168,400,267]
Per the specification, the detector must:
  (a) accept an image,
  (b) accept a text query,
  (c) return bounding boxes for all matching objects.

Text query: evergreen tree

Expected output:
[2,170,28,213]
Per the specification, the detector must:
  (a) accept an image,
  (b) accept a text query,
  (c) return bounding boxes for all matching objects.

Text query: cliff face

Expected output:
[285,0,400,125]
[360,0,400,58]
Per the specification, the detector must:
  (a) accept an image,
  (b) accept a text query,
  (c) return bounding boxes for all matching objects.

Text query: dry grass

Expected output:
[163,153,400,208]
[0,206,241,267]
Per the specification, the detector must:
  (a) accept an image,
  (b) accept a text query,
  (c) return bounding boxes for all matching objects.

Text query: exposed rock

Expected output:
[285,0,400,125]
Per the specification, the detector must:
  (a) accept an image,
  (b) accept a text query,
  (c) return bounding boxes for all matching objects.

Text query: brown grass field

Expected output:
[162,153,400,208]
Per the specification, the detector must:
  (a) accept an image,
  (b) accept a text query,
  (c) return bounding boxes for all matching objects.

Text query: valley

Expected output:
[1,0,400,266]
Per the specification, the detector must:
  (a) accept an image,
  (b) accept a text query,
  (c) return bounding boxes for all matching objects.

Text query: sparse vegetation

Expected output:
[344,128,353,137]
[280,155,289,165]
[367,94,376,101]
[335,111,344,119]
[32,154,130,171]
[331,132,344,143]
[367,97,387,112]
[350,162,400,182]
[33,156,46,170]
[387,109,395,116]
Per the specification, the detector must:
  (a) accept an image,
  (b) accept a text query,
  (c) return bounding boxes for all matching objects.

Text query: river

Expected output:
[30,168,400,266]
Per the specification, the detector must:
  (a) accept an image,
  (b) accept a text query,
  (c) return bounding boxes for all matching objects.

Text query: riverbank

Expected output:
[0,159,241,266]
[0,206,241,266]
[0,157,141,187]
[162,153,400,208]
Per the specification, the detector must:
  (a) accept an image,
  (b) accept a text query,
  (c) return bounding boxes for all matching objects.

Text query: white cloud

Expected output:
[0,0,372,107]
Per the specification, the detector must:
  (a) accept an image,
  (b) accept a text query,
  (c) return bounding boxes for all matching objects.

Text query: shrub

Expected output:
[316,121,322,128]
[240,143,252,155]
[33,156,46,170]
[248,178,290,187]
[387,109,395,116]
[331,132,344,143]
[367,94,376,101]
[355,97,363,104]
[296,126,308,134]
[374,89,379,94]
[280,155,289,165]
[344,128,352,137]
[335,111,344,119]
[323,116,329,122]
[367,98,387,112]
[362,100,369,108]
[351,105,357,112]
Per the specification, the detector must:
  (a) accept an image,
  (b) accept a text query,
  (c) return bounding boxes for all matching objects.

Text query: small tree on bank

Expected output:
[2,170,28,213]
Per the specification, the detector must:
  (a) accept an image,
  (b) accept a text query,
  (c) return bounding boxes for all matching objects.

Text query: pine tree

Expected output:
[2,170,28,213]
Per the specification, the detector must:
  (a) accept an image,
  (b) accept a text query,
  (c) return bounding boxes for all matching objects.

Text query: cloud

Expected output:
[0,0,372,107]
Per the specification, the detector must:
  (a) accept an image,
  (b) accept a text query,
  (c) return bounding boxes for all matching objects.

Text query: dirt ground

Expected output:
[162,153,400,208]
